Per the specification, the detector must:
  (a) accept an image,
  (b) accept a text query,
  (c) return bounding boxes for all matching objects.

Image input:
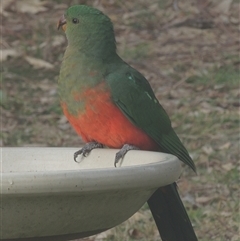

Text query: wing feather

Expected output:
[106,64,196,171]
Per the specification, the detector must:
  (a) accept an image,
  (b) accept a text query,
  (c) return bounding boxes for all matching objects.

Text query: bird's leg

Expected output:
[74,141,103,162]
[114,144,140,167]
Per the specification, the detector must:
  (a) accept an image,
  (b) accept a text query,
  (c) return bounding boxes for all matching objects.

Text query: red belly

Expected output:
[61,86,159,151]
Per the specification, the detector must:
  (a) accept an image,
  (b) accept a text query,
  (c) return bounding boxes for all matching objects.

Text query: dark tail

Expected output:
[147,183,198,241]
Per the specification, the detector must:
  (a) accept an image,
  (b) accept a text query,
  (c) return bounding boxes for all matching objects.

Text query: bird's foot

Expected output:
[114,144,139,167]
[74,141,103,162]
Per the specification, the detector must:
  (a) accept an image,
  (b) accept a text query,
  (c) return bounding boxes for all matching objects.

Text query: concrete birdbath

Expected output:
[0,147,181,241]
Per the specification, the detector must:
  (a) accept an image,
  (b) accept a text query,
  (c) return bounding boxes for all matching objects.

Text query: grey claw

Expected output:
[74,149,83,162]
[114,144,139,167]
[73,142,103,162]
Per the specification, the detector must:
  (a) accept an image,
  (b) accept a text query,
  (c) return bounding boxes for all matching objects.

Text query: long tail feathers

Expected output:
[147,183,198,241]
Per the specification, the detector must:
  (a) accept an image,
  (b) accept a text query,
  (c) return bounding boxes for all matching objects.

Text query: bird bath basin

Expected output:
[0,147,181,241]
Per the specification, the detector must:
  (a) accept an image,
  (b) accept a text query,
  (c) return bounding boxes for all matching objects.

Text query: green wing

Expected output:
[106,64,196,172]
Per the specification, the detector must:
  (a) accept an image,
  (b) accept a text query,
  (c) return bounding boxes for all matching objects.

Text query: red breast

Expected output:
[61,83,159,151]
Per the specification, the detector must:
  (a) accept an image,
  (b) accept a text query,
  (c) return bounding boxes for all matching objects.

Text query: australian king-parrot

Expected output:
[58,5,198,241]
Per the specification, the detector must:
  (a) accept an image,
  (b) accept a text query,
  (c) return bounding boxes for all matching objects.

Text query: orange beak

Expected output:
[57,15,67,31]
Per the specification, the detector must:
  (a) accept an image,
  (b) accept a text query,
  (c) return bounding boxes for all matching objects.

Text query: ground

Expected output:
[1,0,239,240]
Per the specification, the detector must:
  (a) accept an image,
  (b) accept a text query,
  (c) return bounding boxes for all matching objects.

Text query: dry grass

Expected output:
[1,0,239,240]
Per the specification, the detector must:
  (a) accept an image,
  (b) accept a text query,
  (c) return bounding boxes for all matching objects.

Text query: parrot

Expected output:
[58,5,198,241]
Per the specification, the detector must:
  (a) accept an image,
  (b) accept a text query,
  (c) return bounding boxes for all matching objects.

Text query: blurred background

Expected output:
[1,0,239,240]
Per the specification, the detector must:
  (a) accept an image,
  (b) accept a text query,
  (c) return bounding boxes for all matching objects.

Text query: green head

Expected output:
[58,5,116,59]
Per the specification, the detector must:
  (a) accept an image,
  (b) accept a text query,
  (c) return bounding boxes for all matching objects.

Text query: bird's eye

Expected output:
[72,18,79,24]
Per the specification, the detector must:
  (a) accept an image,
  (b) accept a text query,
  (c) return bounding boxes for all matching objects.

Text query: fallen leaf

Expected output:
[94,229,113,240]
[220,211,232,217]
[218,142,231,150]
[25,56,54,69]
[129,211,146,222]
[53,4,68,10]
[214,0,233,14]
[58,116,68,125]
[196,196,214,204]
[52,35,66,47]
[1,0,13,10]
[15,0,48,14]
[0,0,13,16]
[232,235,240,241]
[214,84,225,90]
[95,234,108,240]
[1,49,20,62]
[58,115,70,130]
[182,193,196,205]
[222,163,234,171]
[202,145,214,155]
